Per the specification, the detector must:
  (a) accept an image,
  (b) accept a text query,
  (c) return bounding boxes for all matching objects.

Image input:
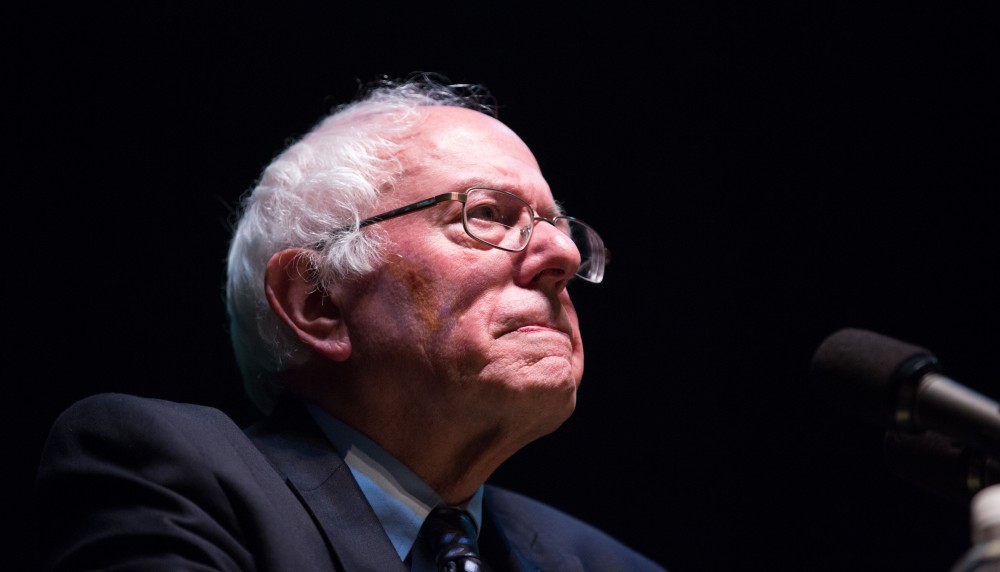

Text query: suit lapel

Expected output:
[247,399,407,572]
[483,486,584,572]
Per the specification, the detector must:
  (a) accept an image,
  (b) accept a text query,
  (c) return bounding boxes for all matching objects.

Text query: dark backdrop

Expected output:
[10,3,997,571]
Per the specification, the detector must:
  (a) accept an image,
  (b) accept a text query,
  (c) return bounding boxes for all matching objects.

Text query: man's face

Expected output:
[345,106,584,438]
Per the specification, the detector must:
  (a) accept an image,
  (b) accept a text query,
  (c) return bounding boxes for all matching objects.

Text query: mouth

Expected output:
[513,323,567,334]
[497,316,571,339]
[495,326,573,354]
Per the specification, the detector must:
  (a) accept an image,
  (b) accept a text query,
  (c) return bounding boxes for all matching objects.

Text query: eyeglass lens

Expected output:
[463,189,605,283]
[463,189,534,250]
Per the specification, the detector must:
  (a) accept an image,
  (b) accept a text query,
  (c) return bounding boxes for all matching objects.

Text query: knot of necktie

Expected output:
[420,506,489,572]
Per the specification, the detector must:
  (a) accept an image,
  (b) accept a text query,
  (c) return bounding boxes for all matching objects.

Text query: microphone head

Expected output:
[810,328,939,429]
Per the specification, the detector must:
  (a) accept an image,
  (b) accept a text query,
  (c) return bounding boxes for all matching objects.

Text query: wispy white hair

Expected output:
[225,73,497,414]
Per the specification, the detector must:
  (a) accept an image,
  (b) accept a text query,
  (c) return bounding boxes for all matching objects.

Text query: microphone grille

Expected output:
[810,328,937,428]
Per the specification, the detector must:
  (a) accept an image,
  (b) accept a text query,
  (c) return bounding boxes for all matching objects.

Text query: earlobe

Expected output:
[264,249,352,361]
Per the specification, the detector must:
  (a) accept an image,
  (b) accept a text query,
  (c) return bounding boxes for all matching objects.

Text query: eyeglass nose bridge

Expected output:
[522,215,579,254]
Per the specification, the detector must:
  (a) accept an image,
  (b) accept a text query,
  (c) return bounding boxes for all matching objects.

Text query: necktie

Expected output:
[420,506,490,572]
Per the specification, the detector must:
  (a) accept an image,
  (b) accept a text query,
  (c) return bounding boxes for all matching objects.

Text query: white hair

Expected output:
[225,73,497,413]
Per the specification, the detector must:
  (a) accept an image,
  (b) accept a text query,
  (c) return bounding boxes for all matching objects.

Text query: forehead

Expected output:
[394,107,555,209]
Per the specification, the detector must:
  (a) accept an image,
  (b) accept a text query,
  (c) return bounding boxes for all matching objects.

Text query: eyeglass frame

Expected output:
[319,187,609,283]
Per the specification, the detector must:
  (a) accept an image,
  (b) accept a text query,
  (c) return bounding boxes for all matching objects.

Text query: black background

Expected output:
[10,3,998,571]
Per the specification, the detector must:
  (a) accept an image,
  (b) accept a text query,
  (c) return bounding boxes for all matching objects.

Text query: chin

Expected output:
[527,374,578,412]
[537,398,577,436]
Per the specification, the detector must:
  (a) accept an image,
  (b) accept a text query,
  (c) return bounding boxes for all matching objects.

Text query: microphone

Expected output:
[810,328,1000,456]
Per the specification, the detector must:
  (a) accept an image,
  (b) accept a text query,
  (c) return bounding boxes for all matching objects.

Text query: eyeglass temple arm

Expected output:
[316,192,464,250]
[355,192,463,229]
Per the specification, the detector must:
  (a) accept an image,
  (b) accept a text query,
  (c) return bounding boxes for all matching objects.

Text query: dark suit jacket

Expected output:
[34,393,667,571]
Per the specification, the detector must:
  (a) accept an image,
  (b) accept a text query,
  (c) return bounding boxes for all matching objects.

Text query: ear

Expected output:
[264,249,351,361]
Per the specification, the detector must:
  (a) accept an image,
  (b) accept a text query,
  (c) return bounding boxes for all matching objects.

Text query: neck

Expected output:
[301,391,525,504]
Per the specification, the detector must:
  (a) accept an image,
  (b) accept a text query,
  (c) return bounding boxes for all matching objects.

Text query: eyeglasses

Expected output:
[325,187,609,283]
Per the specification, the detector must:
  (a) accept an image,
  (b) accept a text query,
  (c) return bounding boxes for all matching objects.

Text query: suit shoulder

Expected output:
[55,392,245,437]
[42,392,255,467]
[35,397,330,570]
[57,392,231,423]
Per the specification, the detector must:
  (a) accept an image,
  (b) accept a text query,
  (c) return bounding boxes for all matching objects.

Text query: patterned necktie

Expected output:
[420,506,490,572]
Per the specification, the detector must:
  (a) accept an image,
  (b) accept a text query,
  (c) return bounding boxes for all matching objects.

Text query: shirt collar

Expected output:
[304,401,485,561]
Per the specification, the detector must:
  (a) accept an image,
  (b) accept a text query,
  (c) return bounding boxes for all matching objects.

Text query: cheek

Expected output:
[562,291,586,376]
[379,254,493,339]
[560,291,582,338]
[384,259,444,331]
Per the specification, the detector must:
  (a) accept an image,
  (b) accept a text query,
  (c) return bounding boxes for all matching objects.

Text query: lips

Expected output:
[512,324,568,336]
[495,312,572,339]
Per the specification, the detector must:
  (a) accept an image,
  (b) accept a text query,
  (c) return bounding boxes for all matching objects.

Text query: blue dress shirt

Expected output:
[305,402,485,562]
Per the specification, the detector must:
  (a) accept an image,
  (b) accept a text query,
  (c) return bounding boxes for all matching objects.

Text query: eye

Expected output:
[465,189,530,227]
[465,201,506,224]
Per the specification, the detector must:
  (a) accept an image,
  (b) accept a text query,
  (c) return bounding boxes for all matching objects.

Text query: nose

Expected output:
[514,217,581,289]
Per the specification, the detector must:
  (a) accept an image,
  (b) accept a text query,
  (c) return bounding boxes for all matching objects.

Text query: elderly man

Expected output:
[35,74,665,572]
